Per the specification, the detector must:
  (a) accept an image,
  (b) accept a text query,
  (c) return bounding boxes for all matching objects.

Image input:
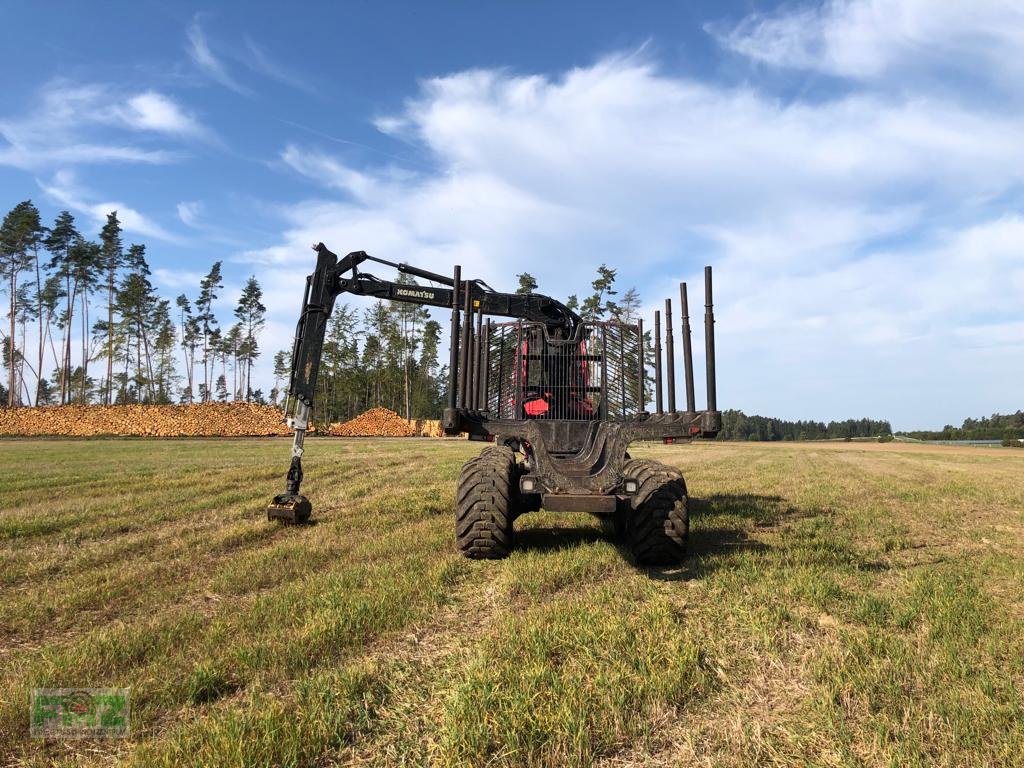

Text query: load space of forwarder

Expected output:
[268,243,721,565]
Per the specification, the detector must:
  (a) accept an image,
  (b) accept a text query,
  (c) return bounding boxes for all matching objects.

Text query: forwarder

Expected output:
[268,244,721,564]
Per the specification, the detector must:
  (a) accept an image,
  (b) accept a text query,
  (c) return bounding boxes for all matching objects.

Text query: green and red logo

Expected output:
[30,688,130,738]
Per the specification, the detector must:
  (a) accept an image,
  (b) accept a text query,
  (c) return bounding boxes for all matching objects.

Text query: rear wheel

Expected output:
[622,459,688,565]
[455,446,516,559]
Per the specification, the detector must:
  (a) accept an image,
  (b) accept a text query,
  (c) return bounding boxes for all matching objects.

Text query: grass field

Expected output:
[2,438,1023,767]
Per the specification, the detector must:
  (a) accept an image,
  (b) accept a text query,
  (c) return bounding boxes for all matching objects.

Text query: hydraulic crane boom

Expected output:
[268,242,580,522]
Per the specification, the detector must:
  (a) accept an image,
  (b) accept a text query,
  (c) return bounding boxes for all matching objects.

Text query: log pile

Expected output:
[409,418,445,438]
[328,407,415,437]
[0,403,297,437]
[0,403,457,439]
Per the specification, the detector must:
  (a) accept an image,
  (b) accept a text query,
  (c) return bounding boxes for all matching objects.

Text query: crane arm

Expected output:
[286,243,577,406]
[268,242,578,522]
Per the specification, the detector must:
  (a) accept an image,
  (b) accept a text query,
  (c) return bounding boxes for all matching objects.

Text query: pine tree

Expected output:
[195,262,222,402]
[43,211,82,404]
[224,324,242,400]
[272,349,291,405]
[580,265,618,320]
[13,282,35,403]
[390,273,430,419]
[115,244,158,401]
[0,201,45,406]
[208,326,223,402]
[316,303,360,421]
[37,274,64,403]
[152,299,178,403]
[176,294,199,402]
[615,287,641,323]
[72,238,101,403]
[234,276,265,401]
[415,319,443,416]
[21,204,51,406]
[215,373,228,402]
[515,273,539,294]
[98,211,124,404]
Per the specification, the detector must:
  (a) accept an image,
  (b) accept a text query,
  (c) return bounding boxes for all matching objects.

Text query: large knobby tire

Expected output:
[623,458,689,565]
[456,446,516,559]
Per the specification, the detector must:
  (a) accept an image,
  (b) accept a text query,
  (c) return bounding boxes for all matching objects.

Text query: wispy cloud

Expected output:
[186,17,251,95]
[38,169,179,242]
[709,0,1024,86]
[176,200,204,228]
[243,35,314,93]
[0,81,205,171]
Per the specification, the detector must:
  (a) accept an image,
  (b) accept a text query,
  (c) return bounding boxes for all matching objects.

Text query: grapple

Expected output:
[267,493,311,523]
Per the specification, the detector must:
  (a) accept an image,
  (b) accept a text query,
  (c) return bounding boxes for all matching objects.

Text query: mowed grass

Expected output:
[1,438,1023,767]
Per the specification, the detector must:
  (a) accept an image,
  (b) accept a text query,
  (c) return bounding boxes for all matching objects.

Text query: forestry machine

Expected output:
[268,243,721,564]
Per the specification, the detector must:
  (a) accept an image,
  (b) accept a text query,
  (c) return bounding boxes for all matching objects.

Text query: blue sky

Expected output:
[2,0,1022,429]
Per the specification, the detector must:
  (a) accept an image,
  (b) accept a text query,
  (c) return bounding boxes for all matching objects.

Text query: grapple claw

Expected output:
[267,494,312,524]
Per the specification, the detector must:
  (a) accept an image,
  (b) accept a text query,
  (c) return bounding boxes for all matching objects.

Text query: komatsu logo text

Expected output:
[395,288,435,300]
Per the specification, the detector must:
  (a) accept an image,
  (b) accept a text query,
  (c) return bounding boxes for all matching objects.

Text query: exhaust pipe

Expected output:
[636,318,646,411]
[448,265,461,411]
[653,310,663,414]
[472,310,485,409]
[459,282,474,408]
[704,266,716,413]
[680,282,695,413]
[664,297,676,413]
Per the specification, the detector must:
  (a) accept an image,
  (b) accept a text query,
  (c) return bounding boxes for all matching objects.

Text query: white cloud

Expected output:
[280,144,392,202]
[177,200,204,228]
[710,0,1024,85]
[255,52,1024,427]
[116,92,206,137]
[0,81,204,171]
[187,18,251,95]
[39,169,178,242]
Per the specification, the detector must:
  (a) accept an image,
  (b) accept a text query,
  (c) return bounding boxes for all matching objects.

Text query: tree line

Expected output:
[719,410,893,441]
[896,411,1024,442]
[0,200,265,407]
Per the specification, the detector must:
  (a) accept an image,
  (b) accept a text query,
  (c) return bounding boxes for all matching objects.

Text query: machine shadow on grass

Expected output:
[514,493,822,581]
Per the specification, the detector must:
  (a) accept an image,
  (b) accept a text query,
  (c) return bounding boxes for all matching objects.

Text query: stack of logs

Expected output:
[328,407,416,437]
[0,403,297,437]
[0,403,457,438]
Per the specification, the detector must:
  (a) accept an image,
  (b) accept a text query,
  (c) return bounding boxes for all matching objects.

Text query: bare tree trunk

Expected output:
[45,316,59,402]
[8,272,16,407]
[123,337,131,403]
[61,277,75,405]
[81,289,88,403]
[141,319,154,402]
[202,328,208,402]
[135,326,141,402]
[33,248,43,405]
[105,276,114,405]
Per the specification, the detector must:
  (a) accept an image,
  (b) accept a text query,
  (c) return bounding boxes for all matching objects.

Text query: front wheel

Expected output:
[622,459,688,565]
[455,446,516,559]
